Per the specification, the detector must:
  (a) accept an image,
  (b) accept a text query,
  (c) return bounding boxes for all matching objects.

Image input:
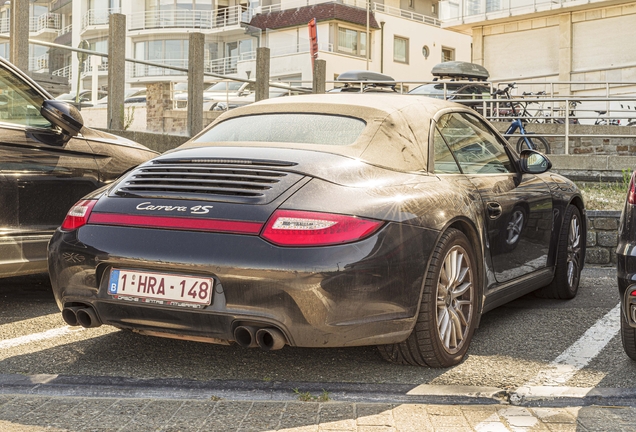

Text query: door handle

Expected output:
[487,202,502,219]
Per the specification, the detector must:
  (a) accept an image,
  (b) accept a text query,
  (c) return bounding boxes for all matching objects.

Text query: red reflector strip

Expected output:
[88,213,263,235]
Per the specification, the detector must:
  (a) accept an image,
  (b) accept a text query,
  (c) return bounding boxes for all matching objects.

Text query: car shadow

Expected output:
[0,274,58,325]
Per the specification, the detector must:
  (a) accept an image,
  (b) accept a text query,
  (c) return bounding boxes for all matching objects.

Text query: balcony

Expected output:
[1,14,63,36]
[29,53,49,72]
[373,3,441,26]
[30,13,61,33]
[82,8,121,31]
[128,7,252,33]
[439,0,604,25]
[58,23,72,37]
[130,59,188,79]
[256,0,368,14]
[53,64,72,78]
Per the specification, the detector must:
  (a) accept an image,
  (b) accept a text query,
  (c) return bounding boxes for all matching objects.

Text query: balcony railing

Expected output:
[82,8,121,30]
[128,6,252,31]
[439,0,584,22]
[30,13,61,32]
[257,0,368,14]
[131,59,188,78]
[52,64,72,78]
[1,14,63,34]
[267,42,334,57]
[29,53,49,71]
[83,59,109,75]
[373,3,440,26]
[58,23,72,37]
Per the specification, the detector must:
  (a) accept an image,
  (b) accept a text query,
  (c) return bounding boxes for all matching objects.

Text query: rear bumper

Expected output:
[48,222,438,347]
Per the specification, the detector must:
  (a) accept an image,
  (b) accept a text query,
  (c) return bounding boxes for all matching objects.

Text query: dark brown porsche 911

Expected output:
[48,93,585,367]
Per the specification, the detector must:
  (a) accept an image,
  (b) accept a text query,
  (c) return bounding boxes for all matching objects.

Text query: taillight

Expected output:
[61,200,97,230]
[629,172,636,205]
[261,210,384,247]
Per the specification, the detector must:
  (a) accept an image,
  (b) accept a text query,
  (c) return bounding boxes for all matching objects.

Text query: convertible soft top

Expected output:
[181,94,463,172]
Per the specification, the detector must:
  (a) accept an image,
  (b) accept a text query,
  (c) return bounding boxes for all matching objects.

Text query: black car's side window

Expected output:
[437,112,514,175]
[0,67,51,129]
[433,127,461,174]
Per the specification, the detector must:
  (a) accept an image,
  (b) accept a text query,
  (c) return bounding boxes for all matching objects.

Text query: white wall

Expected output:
[483,26,559,80]
[374,11,472,83]
[572,14,636,72]
[259,15,471,85]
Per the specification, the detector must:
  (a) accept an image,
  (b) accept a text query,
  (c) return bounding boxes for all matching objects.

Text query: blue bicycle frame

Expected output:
[504,118,533,147]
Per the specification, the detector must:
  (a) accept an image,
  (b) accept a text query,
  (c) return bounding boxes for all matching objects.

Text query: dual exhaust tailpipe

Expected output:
[62,305,102,328]
[234,325,286,351]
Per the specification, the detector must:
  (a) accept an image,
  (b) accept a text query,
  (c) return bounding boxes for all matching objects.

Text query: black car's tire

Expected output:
[536,205,583,299]
[516,134,551,154]
[378,228,478,367]
[621,306,636,361]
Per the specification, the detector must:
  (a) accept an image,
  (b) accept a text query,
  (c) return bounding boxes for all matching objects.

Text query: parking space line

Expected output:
[527,303,621,386]
[0,326,84,349]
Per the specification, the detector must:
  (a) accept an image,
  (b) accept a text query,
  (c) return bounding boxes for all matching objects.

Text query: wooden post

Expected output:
[313,59,326,94]
[255,47,270,102]
[187,33,205,137]
[107,14,126,130]
[10,0,29,72]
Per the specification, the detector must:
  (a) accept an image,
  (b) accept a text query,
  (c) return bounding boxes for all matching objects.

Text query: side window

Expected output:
[0,67,51,129]
[433,127,461,174]
[437,112,514,175]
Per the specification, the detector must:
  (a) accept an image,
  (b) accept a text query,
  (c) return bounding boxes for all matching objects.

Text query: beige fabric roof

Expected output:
[183,94,464,172]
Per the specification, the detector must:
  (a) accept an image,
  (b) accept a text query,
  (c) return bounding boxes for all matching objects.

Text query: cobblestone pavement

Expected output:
[1,394,635,432]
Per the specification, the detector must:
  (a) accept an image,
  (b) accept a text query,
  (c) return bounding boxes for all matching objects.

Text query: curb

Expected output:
[2,374,636,407]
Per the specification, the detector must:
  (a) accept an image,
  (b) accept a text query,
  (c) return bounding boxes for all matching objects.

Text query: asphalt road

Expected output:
[0,266,633,394]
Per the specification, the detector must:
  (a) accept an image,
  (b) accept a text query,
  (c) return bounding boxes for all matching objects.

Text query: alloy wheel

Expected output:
[567,214,581,288]
[436,245,474,354]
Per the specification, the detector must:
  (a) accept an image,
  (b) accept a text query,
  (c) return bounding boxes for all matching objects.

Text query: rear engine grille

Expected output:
[112,162,304,204]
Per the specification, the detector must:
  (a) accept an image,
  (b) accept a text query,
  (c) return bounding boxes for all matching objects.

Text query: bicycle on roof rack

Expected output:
[492,83,551,154]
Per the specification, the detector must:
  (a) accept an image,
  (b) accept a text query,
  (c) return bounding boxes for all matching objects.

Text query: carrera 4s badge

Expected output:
[136,202,214,215]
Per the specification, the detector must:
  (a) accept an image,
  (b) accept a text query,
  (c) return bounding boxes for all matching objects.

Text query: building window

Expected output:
[408,0,414,8]
[134,39,190,76]
[394,36,408,64]
[336,25,367,58]
[442,46,455,62]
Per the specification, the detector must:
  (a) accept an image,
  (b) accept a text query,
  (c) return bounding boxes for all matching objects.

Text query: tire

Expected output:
[536,205,583,299]
[621,305,636,361]
[516,134,551,154]
[378,228,479,367]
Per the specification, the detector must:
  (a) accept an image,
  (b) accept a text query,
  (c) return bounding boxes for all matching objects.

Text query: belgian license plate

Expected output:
[108,269,213,307]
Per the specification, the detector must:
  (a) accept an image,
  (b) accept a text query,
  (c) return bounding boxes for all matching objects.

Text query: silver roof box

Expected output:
[431,61,489,81]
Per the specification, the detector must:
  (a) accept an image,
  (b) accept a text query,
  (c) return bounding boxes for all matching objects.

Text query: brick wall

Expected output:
[491,123,636,155]
[586,210,621,264]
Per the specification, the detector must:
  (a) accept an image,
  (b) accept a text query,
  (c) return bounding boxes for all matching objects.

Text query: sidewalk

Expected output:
[1,394,636,431]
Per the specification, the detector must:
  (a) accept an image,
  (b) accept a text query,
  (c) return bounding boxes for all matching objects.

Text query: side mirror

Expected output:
[40,100,84,138]
[519,149,552,174]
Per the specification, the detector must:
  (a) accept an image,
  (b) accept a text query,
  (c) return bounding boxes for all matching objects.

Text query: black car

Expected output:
[617,172,636,360]
[0,57,157,279]
[48,94,585,367]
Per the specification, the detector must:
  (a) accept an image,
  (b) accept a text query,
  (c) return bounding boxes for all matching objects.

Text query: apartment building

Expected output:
[439,0,636,96]
[1,0,471,93]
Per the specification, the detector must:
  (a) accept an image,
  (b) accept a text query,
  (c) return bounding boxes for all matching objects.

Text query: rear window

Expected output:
[194,113,366,146]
